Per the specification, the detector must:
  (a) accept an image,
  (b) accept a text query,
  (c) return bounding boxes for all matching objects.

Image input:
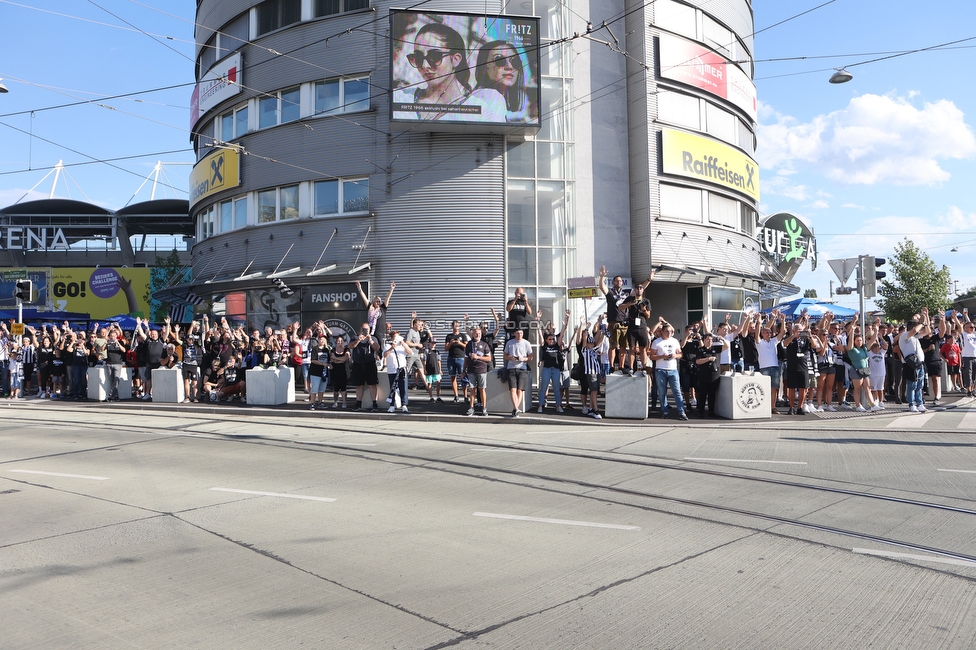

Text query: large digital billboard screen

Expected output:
[390,9,541,130]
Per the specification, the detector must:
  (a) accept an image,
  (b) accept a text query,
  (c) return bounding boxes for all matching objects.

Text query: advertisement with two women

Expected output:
[391,10,540,129]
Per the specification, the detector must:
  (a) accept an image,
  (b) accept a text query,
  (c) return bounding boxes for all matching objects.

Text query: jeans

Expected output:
[71,364,87,398]
[538,366,562,407]
[388,370,407,406]
[962,357,976,390]
[905,366,924,407]
[656,368,685,415]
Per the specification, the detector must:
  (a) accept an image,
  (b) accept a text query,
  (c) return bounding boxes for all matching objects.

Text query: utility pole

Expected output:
[857,255,867,336]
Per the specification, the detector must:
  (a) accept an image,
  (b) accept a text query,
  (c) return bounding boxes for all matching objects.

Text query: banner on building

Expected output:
[189,147,241,209]
[661,128,760,202]
[0,267,151,318]
[658,32,757,122]
[390,10,541,131]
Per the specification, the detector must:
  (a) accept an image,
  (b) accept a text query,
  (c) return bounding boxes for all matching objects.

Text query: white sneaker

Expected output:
[909,405,919,413]
[556,407,564,413]
[815,405,824,412]
[582,406,589,415]
[401,406,409,413]
[537,405,544,413]
[856,405,867,412]
[387,406,395,413]
[917,404,927,413]
[826,405,837,412]
[690,398,698,407]
[870,405,884,412]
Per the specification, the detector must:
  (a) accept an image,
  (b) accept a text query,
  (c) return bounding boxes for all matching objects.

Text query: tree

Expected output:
[875,239,951,322]
[803,289,818,299]
[958,286,976,300]
[144,249,188,322]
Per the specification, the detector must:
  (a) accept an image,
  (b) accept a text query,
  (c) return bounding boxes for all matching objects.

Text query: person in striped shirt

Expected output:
[574,318,605,419]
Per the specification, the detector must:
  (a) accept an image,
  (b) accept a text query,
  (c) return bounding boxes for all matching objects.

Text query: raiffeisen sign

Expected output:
[0,226,70,251]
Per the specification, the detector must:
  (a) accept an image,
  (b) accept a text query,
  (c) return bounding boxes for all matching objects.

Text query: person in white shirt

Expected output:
[383,331,410,413]
[503,328,534,417]
[650,322,687,420]
[755,309,785,414]
[899,310,931,413]
[952,309,976,396]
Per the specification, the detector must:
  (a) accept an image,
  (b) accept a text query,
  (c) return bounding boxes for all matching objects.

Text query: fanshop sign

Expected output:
[661,129,760,202]
[189,147,241,209]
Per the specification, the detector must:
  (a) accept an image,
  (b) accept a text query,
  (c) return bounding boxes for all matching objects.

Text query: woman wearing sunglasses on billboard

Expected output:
[475,40,535,123]
[394,22,505,123]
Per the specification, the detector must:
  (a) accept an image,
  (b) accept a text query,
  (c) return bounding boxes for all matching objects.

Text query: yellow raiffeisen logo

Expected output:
[189,148,241,209]
[661,129,760,202]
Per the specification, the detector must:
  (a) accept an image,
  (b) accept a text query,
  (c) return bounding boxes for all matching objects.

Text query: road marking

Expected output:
[958,409,976,430]
[684,457,807,465]
[853,547,976,568]
[296,441,377,447]
[886,412,935,428]
[209,488,335,502]
[8,469,109,481]
[938,468,976,475]
[469,448,536,453]
[473,512,641,531]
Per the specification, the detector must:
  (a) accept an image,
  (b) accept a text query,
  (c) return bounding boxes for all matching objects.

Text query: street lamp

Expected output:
[0,78,8,93]
[829,68,853,84]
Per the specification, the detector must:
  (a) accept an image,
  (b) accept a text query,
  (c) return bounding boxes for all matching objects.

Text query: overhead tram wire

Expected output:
[0,120,188,196]
[0,148,193,178]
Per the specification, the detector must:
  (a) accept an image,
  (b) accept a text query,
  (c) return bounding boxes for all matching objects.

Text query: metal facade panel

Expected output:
[682,0,754,53]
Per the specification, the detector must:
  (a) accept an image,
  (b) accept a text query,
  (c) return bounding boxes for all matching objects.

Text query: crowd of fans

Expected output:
[1,277,974,420]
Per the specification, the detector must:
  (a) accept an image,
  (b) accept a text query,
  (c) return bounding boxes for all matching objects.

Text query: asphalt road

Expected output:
[4,399,976,649]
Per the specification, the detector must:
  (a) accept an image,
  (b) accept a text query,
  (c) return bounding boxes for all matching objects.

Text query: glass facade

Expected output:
[506,0,576,330]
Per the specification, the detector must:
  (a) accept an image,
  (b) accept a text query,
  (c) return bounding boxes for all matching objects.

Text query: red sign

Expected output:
[659,32,757,122]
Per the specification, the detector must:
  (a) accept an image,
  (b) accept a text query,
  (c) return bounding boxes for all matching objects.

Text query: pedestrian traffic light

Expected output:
[14,279,32,304]
[862,257,886,298]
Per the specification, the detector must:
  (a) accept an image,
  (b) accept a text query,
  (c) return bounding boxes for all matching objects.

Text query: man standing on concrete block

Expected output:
[503,328,533,417]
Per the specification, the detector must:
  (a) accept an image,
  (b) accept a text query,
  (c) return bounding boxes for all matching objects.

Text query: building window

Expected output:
[708,193,738,229]
[219,14,249,59]
[740,206,756,236]
[258,86,301,129]
[198,33,217,75]
[660,184,703,222]
[197,205,217,241]
[314,76,370,116]
[256,0,301,37]
[196,119,214,160]
[234,197,248,229]
[220,200,233,233]
[687,286,704,326]
[258,185,300,223]
[314,0,369,17]
[219,105,248,141]
[314,177,369,216]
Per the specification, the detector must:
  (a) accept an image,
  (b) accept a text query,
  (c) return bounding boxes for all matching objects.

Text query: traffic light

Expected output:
[862,257,886,298]
[14,279,32,304]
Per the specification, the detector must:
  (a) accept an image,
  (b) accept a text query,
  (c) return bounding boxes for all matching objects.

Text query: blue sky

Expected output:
[1,1,975,309]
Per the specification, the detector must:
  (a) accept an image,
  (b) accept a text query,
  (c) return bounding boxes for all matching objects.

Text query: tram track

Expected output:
[5,406,976,574]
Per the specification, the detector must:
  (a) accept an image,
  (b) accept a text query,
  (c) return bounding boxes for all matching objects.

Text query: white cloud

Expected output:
[0,188,48,207]
[806,200,829,210]
[757,94,976,186]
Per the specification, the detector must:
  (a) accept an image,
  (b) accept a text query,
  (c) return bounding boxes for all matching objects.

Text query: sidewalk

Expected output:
[10,384,972,426]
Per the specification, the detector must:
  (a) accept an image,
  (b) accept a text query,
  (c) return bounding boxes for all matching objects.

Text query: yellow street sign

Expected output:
[568,287,599,299]
[11,323,25,336]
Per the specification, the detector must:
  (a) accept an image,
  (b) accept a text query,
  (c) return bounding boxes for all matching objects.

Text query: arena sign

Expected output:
[0,226,70,251]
